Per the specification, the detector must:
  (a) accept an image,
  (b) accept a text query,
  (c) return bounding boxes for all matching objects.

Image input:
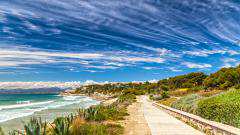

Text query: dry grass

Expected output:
[169,88,191,96]
[158,97,178,106]
[197,90,223,97]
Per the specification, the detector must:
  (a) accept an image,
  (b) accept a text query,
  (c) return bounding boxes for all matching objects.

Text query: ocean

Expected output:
[0,94,99,124]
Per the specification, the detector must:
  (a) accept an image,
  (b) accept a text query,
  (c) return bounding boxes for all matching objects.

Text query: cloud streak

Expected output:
[0,0,240,81]
[182,62,212,69]
[0,46,166,69]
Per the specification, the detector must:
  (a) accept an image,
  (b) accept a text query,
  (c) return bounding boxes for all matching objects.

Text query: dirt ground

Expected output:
[122,96,151,135]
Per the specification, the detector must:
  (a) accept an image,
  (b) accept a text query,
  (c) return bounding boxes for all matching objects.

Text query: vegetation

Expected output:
[171,94,202,114]
[77,104,128,122]
[158,97,178,106]
[2,92,134,135]
[158,72,207,90]
[0,127,4,135]
[3,65,240,134]
[70,123,123,135]
[204,66,240,90]
[197,89,223,97]
[76,65,240,96]
[196,89,240,128]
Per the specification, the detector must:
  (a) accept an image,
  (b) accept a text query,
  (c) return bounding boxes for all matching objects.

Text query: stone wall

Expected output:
[153,103,240,135]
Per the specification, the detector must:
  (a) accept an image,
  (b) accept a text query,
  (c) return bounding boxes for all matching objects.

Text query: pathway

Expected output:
[142,96,204,135]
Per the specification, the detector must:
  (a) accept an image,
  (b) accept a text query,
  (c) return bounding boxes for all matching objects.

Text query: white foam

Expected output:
[0,100,54,110]
[17,100,31,104]
[0,96,99,123]
[63,96,79,101]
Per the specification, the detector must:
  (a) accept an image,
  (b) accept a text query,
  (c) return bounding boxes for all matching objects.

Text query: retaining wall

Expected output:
[153,103,240,135]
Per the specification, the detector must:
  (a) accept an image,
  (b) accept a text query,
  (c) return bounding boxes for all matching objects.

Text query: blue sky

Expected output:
[0,0,240,82]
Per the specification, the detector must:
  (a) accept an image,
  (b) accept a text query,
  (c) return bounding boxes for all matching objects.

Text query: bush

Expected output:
[171,94,202,113]
[117,93,136,104]
[78,103,128,122]
[71,123,123,135]
[158,97,178,106]
[149,95,163,101]
[197,90,223,97]
[51,115,74,135]
[24,118,47,135]
[196,89,240,127]
[169,89,188,96]
[160,85,169,91]
[161,90,170,99]
[0,127,4,135]
[78,106,107,122]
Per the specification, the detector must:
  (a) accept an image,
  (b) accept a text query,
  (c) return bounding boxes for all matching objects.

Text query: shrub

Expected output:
[72,123,123,135]
[169,88,190,96]
[23,118,47,135]
[78,104,128,122]
[78,106,107,122]
[170,86,203,97]
[160,85,169,91]
[117,93,136,103]
[197,90,223,97]
[196,89,240,128]
[161,90,170,99]
[149,95,163,101]
[0,127,4,135]
[51,115,74,135]
[158,97,178,106]
[171,94,202,113]
[188,86,204,92]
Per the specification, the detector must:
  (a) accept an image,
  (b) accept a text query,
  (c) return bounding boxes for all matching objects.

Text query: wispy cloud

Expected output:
[133,44,170,56]
[221,58,238,68]
[168,67,182,72]
[184,49,239,57]
[0,46,166,69]
[182,62,212,69]
[1,0,240,81]
[142,67,157,70]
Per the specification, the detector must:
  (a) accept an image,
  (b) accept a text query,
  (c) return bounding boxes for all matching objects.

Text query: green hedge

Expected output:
[171,94,202,113]
[196,89,240,127]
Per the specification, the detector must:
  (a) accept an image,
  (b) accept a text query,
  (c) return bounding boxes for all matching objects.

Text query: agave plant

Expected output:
[0,127,4,135]
[8,130,24,135]
[23,117,47,135]
[51,114,74,135]
[78,106,107,121]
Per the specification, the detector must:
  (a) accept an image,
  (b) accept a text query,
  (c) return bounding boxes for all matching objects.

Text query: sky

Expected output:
[0,0,240,82]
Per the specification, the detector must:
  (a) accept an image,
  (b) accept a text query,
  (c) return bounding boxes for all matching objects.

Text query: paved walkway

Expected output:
[142,96,204,135]
[123,96,151,135]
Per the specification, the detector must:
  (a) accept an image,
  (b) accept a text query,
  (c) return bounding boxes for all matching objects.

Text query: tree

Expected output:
[160,85,169,91]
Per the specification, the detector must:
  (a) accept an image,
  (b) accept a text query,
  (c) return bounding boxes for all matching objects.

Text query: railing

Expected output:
[153,103,240,135]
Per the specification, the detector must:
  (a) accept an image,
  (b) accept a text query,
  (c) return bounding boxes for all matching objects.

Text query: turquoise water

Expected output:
[0,94,99,123]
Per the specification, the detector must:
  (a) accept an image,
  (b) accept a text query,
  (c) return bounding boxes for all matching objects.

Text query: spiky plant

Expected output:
[51,115,74,135]
[8,130,23,135]
[23,117,47,135]
[0,127,4,135]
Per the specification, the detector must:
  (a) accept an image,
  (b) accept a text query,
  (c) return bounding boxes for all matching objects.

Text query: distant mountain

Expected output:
[0,87,65,94]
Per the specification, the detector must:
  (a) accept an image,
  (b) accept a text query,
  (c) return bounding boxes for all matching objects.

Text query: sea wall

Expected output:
[153,103,240,135]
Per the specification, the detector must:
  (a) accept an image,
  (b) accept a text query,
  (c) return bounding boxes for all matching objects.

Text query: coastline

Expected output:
[60,90,115,105]
[0,93,102,133]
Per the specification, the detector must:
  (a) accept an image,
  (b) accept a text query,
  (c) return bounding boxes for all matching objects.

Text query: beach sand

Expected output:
[0,100,98,133]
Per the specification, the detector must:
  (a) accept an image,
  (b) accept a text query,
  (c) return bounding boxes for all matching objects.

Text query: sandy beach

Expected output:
[0,96,99,133]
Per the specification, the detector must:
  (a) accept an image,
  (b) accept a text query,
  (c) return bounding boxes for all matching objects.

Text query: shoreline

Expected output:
[0,93,103,133]
[60,91,114,105]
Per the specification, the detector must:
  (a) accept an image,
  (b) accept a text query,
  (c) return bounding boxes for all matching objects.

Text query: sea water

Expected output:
[0,94,100,123]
